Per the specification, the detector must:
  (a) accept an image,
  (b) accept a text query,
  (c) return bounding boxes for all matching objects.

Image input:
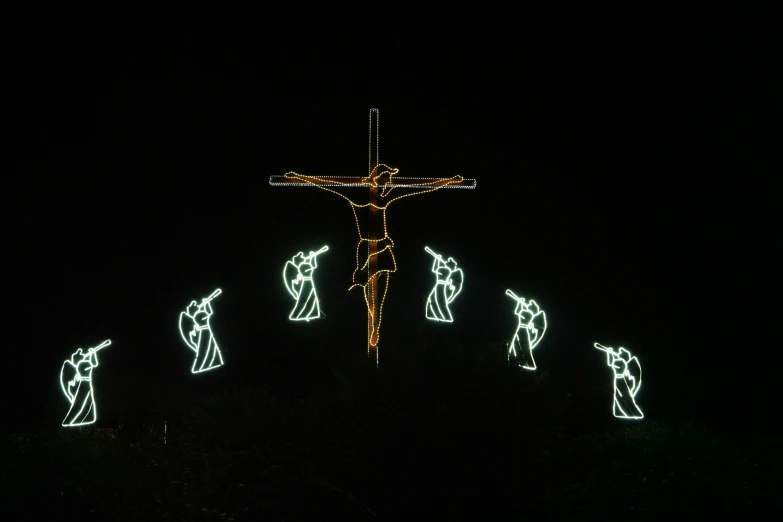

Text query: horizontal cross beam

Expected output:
[269,175,477,189]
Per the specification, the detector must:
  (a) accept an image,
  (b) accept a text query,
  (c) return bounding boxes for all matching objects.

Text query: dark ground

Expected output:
[2,334,781,520]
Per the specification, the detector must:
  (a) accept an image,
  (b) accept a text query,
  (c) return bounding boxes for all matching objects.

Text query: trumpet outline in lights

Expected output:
[506,289,547,371]
[283,245,329,321]
[424,246,463,322]
[594,342,644,419]
[60,339,111,427]
[179,288,224,374]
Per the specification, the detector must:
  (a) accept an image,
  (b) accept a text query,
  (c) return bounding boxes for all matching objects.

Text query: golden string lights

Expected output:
[270,108,476,364]
[281,166,468,353]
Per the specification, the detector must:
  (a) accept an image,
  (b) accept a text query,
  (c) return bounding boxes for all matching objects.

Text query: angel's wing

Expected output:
[179,312,197,352]
[283,261,300,299]
[527,306,547,349]
[626,356,642,396]
[60,360,77,402]
[446,268,464,304]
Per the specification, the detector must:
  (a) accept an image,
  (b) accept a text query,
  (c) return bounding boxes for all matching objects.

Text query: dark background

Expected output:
[5,12,777,434]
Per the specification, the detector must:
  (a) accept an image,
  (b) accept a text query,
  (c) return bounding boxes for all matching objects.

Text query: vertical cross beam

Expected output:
[368,108,379,362]
[269,109,476,366]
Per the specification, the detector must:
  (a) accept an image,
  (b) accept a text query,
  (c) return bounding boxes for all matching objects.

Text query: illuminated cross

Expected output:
[270,108,476,366]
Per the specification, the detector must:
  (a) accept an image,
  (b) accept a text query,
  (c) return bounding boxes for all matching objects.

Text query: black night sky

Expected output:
[5,15,776,438]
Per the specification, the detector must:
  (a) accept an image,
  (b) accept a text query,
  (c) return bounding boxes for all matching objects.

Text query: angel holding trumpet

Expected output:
[60,339,111,427]
[179,288,224,373]
[506,290,547,371]
[594,342,644,419]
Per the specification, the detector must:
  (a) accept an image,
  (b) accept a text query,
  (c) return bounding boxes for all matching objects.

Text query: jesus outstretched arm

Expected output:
[283,172,360,203]
[381,172,465,204]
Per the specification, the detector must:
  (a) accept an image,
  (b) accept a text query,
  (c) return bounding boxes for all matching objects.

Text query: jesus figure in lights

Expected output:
[282,166,465,349]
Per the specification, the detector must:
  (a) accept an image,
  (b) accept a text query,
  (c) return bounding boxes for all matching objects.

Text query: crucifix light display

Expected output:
[179,288,224,373]
[424,246,463,322]
[270,109,476,365]
[60,339,111,427]
[284,245,329,321]
[594,342,644,419]
[506,289,547,371]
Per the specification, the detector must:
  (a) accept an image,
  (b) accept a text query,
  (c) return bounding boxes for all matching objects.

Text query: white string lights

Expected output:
[370,107,378,178]
[271,176,476,189]
[44,103,654,423]
[284,245,329,321]
[424,246,463,322]
[506,290,547,371]
[594,342,644,419]
[61,339,111,427]
[179,288,225,374]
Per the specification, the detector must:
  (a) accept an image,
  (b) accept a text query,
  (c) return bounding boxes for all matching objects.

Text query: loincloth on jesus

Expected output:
[352,236,397,287]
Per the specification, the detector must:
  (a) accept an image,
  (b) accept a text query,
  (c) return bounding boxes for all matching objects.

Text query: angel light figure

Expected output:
[424,246,463,322]
[179,288,224,373]
[506,289,547,371]
[60,339,111,427]
[283,245,328,321]
[594,342,644,419]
